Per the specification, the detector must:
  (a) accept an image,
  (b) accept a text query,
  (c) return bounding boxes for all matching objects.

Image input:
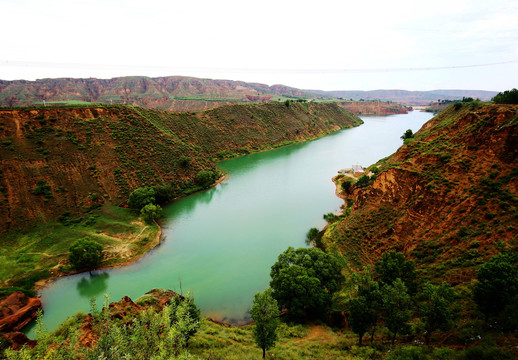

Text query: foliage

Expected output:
[31,179,52,198]
[195,170,215,189]
[473,254,518,320]
[68,238,104,271]
[492,88,518,104]
[323,212,338,222]
[250,288,280,359]
[350,270,383,345]
[140,203,163,224]
[419,282,456,344]
[382,278,412,345]
[270,247,343,321]
[375,250,416,293]
[5,293,200,360]
[178,155,191,167]
[355,175,371,188]
[128,186,156,210]
[305,227,319,245]
[349,296,373,346]
[341,180,353,192]
[400,129,414,141]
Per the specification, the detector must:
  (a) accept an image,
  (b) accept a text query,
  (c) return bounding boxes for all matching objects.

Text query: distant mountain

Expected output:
[309,89,499,105]
[0,76,321,111]
[0,75,499,110]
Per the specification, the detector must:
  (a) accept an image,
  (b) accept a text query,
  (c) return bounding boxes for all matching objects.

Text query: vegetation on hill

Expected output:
[329,103,517,279]
[0,102,362,292]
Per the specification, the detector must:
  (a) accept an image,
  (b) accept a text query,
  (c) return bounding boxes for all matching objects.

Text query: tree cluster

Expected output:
[269,247,343,321]
[492,88,518,104]
[347,251,456,346]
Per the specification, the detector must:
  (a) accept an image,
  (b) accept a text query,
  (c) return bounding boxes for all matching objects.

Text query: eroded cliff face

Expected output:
[326,104,517,283]
[0,102,362,231]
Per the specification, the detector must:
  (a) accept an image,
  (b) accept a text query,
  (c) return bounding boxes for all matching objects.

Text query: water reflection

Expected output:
[76,273,110,298]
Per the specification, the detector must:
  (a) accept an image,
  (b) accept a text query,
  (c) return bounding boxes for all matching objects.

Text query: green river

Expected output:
[29,111,433,335]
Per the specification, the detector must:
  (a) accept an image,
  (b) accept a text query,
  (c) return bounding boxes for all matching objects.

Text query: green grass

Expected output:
[0,205,158,292]
[190,319,362,360]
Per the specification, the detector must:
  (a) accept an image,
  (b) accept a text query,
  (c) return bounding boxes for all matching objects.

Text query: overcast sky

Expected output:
[1,0,517,91]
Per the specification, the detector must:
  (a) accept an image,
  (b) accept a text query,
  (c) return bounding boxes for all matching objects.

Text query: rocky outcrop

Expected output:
[0,292,42,332]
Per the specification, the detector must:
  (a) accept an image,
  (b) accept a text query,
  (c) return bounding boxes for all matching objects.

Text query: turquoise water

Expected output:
[29,111,433,335]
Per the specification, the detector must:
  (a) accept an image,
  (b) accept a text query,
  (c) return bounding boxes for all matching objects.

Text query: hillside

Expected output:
[327,103,517,283]
[0,102,362,232]
[336,101,410,115]
[311,89,498,105]
[0,76,322,111]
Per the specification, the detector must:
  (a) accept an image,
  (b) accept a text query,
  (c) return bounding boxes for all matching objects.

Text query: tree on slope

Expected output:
[473,254,518,321]
[69,238,104,273]
[420,282,455,345]
[382,278,412,345]
[250,288,280,359]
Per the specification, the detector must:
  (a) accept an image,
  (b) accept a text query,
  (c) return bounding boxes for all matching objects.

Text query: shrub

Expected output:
[31,179,52,198]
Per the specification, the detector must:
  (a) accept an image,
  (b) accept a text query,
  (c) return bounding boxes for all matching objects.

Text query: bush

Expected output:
[400,129,414,141]
[31,179,52,198]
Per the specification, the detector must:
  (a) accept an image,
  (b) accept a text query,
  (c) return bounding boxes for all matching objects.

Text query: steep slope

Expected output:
[0,76,322,111]
[326,103,517,283]
[0,102,362,232]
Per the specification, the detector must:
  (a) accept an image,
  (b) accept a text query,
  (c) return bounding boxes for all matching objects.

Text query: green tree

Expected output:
[420,282,455,345]
[195,170,215,189]
[128,187,156,210]
[375,251,416,293]
[140,204,163,224]
[473,254,518,320]
[68,238,104,272]
[250,288,280,359]
[400,129,414,141]
[382,278,412,345]
[270,247,343,321]
[305,227,319,245]
[353,270,383,344]
[349,296,373,346]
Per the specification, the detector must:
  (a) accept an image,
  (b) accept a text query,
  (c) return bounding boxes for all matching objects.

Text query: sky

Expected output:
[1,0,517,91]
